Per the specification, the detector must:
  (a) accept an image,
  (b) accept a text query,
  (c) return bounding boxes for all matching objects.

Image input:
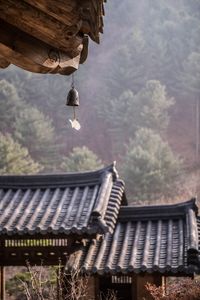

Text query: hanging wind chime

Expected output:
[66,74,81,130]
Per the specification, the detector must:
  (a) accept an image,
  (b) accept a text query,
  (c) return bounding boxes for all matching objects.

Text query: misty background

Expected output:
[0,0,200,204]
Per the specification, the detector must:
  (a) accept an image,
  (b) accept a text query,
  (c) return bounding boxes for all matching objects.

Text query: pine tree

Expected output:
[14,106,56,168]
[121,128,182,202]
[136,80,174,132]
[98,80,173,149]
[0,79,57,170]
[61,146,103,172]
[181,52,200,98]
[0,133,42,175]
[0,79,23,133]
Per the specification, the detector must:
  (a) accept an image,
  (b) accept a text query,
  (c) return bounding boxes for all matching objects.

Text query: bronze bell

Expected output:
[66,87,79,106]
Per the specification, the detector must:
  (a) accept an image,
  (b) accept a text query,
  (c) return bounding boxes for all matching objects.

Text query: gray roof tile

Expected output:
[66,199,199,275]
[0,164,125,236]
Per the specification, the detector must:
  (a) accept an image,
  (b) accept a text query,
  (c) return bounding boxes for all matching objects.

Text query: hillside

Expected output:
[0,0,199,203]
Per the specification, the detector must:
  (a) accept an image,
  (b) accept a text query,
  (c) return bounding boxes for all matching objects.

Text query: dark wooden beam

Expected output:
[0,237,78,267]
[0,43,50,74]
[0,20,81,74]
[0,232,96,240]
[0,246,69,266]
[0,43,80,75]
[0,0,83,54]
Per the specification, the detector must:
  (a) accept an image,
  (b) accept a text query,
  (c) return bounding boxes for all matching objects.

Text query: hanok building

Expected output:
[0,164,200,300]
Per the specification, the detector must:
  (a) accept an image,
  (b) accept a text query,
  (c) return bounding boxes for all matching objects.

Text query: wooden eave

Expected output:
[0,0,106,75]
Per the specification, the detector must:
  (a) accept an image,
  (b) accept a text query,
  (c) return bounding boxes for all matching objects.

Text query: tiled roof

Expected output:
[66,199,200,275]
[197,216,200,267]
[0,164,125,237]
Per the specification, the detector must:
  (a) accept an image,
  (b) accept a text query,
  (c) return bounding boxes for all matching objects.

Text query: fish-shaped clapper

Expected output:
[69,118,81,130]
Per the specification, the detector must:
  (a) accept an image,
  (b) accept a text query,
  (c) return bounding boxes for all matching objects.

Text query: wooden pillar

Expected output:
[162,276,167,295]
[86,276,98,300]
[132,275,137,300]
[0,239,5,300]
[0,267,5,300]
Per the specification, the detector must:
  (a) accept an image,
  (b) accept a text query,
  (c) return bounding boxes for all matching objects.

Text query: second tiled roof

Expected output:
[66,199,199,275]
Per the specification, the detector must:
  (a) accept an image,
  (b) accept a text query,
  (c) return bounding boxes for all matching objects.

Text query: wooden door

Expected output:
[99,276,133,300]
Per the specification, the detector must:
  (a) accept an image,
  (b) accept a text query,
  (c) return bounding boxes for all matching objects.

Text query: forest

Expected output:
[0,0,200,204]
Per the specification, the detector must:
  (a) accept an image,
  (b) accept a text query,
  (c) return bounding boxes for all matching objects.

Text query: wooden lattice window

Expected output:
[111,276,132,284]
[5,239,68,247]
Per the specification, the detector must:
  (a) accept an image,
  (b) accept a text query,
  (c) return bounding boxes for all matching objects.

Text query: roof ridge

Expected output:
[119,198,198,221]
[0,163,118,188]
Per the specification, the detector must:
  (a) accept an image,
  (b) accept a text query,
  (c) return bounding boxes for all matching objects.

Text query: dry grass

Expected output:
[146,278,200,300]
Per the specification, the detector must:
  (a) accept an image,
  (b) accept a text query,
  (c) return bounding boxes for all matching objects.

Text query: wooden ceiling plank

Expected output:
[0,0,83,55]
[27,0,77,13]
[23,0,79,27]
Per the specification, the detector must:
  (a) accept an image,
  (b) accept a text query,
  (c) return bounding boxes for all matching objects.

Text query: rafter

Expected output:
[0,0,83,55]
